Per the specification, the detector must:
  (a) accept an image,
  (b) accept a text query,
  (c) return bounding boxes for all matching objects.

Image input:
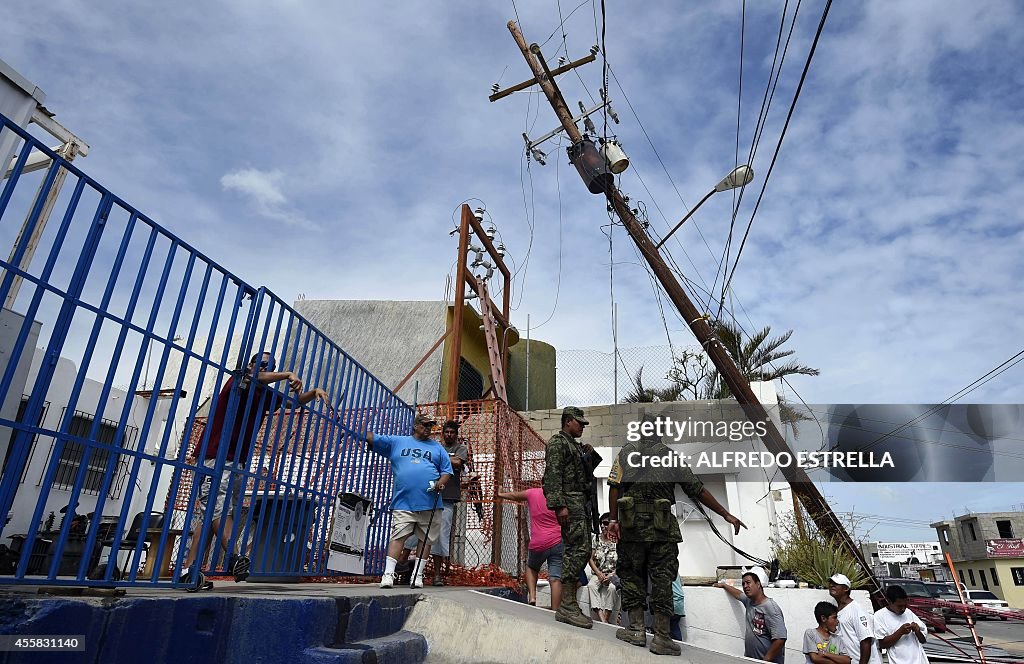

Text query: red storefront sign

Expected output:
[986,538,1024,558]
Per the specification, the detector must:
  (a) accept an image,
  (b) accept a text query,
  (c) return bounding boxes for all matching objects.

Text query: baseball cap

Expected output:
[562,406,589,425]
[828,573,852,587]
[742,566,768,587]
[414,413,437,427]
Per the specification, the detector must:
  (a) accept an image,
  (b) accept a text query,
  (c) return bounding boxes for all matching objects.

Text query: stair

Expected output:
[301,594,428,664]
[304,630,427,663]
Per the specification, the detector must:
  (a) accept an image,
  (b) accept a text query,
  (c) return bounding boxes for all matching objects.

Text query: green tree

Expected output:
[667,320,819,427]
[703,321,819,399]
[622,366,684,403]
[771,509,873,589]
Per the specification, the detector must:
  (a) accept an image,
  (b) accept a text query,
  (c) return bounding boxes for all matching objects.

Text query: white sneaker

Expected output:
[411,575,424,589]
[380,573,394,589]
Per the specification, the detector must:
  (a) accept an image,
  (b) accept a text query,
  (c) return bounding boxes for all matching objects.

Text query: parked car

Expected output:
[880,577,933,599]
[924,581,966,622]
[879,578,947,632]
[964,590,1010,620]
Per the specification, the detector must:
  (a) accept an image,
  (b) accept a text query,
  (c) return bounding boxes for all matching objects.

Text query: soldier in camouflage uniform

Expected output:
[607,417,747,655]
[543,406,600,629]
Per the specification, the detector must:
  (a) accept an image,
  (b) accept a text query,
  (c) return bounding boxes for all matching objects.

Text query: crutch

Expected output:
[413,485,444,583]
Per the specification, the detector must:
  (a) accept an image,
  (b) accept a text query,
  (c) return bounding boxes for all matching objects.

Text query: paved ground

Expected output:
[944,617,1024,658]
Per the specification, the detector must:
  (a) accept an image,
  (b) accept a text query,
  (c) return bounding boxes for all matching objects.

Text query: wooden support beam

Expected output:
[489,53,596,102]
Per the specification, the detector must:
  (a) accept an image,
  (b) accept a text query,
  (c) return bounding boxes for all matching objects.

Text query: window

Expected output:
[991,568,999,587]
[980,569,989,591]
[966,522,977,541]
[1012,567,1024,586]
[457,357,484,401]
[42,409,138,499]
[2,396,49,483]
[959,570,966,585]
[996,520,1014,539]
[939,528,949,545]
[969,569,976,586]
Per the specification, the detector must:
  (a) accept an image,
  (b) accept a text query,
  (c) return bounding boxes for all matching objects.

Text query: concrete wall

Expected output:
[0,309,41,487]
[295,299,447,405]
[934,511,1024,606]
[507,337,556,411]
[680,586,875,664]
[954,559,1024,609]
[519,384,794,580]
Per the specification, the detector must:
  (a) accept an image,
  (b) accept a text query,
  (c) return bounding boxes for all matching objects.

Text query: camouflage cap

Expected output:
[413,413,437,427]
[562,406,589,425]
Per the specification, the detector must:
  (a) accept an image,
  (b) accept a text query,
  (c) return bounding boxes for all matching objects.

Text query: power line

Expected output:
[714,0,802,314]
[539,0,594,49]
[852,345,1024,455]
[531,137,565,330]
[605,65,723,290]
[720,0,833,311]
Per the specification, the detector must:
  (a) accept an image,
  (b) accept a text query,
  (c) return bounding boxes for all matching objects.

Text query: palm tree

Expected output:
[705,321,819,399]
[701,320,819,429]
[622,366,684,403]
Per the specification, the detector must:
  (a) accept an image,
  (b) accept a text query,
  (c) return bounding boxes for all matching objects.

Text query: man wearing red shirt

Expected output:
[181,351,331,590]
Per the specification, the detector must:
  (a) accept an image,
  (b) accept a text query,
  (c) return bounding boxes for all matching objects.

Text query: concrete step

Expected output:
[305,630,428,664]
[0,584,427,664]
[404,589,751,664]
[334,593,421,643]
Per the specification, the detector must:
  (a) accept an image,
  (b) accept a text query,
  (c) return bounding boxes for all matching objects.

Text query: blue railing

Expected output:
[0,111,406,586]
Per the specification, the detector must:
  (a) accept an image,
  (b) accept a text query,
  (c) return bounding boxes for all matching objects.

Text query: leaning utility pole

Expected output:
[498,20,879,597]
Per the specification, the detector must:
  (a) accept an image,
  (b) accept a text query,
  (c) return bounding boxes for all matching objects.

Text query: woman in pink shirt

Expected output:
[498,484,563,610]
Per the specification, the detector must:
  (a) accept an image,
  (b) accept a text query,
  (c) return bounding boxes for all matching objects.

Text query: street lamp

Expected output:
[654,165,754,250]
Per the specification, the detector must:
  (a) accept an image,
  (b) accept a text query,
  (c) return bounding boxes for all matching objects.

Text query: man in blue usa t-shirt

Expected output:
[366,413,453,589]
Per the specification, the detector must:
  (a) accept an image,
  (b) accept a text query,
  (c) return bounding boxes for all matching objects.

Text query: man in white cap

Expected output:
[828,573,881,664]
[715,567,787,663]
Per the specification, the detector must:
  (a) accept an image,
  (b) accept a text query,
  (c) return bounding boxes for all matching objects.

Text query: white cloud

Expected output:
[3,0,1023,530]
[220,167,319,230]
[221,168,287,207]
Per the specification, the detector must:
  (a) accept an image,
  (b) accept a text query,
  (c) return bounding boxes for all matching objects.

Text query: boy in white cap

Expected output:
[716,566,787,663]
[828,573,881,664]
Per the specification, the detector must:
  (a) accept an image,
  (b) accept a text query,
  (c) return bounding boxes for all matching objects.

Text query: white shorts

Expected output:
[390,509,442,548]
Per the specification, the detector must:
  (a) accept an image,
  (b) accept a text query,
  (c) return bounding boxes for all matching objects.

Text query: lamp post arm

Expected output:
[655,188,716,250]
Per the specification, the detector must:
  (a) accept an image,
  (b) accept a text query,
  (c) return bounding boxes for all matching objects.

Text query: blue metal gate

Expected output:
[0,111,406,587]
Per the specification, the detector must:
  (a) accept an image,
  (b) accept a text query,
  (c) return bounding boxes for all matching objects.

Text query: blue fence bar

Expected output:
[0,111,407,587]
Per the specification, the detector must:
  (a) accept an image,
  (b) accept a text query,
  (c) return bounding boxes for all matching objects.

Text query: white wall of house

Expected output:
[3,347,171,540]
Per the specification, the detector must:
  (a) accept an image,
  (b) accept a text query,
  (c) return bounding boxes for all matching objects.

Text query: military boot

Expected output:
[649,612,681,656]
[555,580,593,629]
[615,607,647,646]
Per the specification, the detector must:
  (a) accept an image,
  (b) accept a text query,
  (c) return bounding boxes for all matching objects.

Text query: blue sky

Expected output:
[3,0,1023,542]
